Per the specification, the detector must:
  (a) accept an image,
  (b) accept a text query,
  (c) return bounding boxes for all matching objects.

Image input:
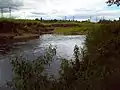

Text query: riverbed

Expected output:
[0,34,85,87]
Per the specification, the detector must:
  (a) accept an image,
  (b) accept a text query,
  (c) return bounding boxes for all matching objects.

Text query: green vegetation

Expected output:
[0,18,54,43]
[0,18,45,34]
[54,23,101,35]
[54,27,88,35]
[80,22,120,89]
[106,0,120,6]
[0,18,101,37]
[0,18,41,23]
[2,0,120,89]
[6,21,120,90]
[8,45,57,90]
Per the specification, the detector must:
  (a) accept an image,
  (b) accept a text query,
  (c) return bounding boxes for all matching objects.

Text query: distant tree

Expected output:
[107,0,120,6]
[68,20,71,22]
[87,19,91,22]
[53,19,57,22]
[114,19,117,22]
[40,17,43,21]
[35,18,39,20]
[98,19,113,23]
[119,17,120,21]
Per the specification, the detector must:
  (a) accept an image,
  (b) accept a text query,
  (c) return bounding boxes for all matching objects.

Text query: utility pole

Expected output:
[103,16,105,20]
[90,16,92,21]
[65,16,67,20]
[0,8,3,18]
[73,16,75,21]
[96,16,98,22]
[9,7,12,18]
[23,12,26,19]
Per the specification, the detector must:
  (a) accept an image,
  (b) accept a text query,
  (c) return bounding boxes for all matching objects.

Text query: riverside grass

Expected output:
[0,18,101,35]
[8,22,120,90]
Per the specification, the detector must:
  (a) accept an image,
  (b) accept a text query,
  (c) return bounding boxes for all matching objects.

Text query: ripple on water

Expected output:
[0,34,85,86]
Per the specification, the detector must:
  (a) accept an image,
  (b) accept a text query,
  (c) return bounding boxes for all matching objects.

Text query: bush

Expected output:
[80,22,120,89]
[7,22,120,90]
[9,45,57,90]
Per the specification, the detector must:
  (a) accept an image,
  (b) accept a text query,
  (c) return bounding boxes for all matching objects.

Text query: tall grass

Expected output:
[0,18,41,23]
[79,22,120,89]
[5,20,120,90]
[54,23,100,35]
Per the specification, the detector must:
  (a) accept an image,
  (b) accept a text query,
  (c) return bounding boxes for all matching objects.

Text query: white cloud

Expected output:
[2,0,120,21]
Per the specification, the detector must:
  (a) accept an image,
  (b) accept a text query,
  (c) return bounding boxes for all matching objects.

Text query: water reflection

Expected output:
[0,34,85,87]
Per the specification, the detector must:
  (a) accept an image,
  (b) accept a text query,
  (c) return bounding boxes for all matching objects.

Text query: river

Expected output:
[0,34,85,88]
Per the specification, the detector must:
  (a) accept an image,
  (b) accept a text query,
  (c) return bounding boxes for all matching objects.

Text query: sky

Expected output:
[0,0,120,21]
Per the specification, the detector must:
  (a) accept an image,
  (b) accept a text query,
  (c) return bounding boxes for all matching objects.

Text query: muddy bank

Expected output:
[13,34,40,42]
[0,20,81,44]
[0,34,40,53]
[0,20,54,44]
[0,34,40,44]
[0,20,54,34]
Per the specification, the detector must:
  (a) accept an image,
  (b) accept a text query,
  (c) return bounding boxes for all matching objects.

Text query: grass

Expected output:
[54,23,101,35]
[6,21,120,90]
[0,18,101,36]
[0,18,53,36]
[0,18,41,23]
[54,27,86,35]
[79,22,120,89]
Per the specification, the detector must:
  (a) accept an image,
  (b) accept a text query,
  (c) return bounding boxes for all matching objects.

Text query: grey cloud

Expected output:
[51,9,59,14]
[75,8,94,12]
[31,9,59,16]
[66,13,95,19]
[0,0,23,12]
[97,10,120,17]
[31,12,47,15]
[27,13,47,19]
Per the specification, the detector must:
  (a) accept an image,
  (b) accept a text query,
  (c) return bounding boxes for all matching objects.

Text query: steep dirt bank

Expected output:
[0,20,85,44]
[0,20,54,44]
[0,20,54,35]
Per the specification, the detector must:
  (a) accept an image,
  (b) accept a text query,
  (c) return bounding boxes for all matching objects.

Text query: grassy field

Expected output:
[0,18,40,23]
[54,23,101,35]
[0,18,101,35]
[10,22,120,90]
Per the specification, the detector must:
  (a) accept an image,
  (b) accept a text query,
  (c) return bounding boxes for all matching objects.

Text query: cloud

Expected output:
[1,0,120,21]
[0,0,23,8]
[0,0,23,13]
[31,12,47,15]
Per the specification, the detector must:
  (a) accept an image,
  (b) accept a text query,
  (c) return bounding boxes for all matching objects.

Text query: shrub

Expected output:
[9,45,57,90]
[7,22,120,90]
[80,22,120,89]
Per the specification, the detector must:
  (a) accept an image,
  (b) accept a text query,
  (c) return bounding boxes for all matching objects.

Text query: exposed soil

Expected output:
[0,20,54,44]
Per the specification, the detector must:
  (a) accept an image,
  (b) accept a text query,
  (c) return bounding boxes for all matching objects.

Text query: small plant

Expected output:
[9,45,57,90]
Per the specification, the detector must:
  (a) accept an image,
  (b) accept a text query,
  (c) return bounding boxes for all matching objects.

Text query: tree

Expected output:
[35,18,39,21]
[107,0,120,6]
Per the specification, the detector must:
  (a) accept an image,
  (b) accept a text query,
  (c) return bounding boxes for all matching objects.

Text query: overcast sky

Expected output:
[0,0,120,21]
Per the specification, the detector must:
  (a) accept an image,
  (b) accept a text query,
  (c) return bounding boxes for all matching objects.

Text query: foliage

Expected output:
[9,45,57,90]
[80,22,120,89]
[0,18,53,35]
[0,18,98,36]
[54,23,100,35]
[5,18,120,90]
[55,22,120,89]
[7,21,120,90]
[98,19,113,24]
[107,0,120,6]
